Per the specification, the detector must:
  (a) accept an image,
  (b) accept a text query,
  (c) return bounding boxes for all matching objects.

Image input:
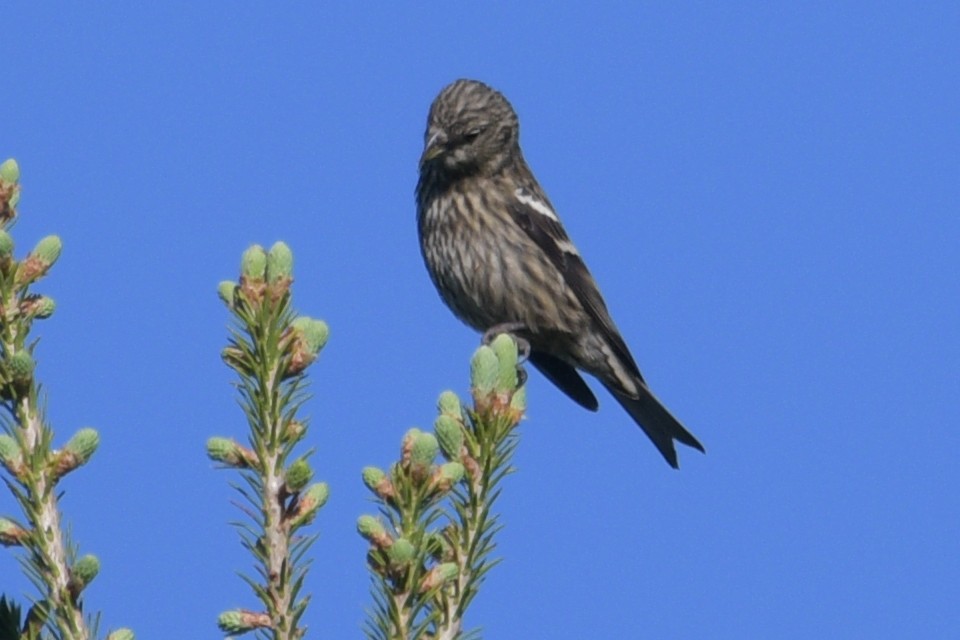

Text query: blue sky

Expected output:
[2,3,958,638]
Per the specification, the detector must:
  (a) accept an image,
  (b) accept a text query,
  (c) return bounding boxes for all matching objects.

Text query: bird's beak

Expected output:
[419,130,448,168]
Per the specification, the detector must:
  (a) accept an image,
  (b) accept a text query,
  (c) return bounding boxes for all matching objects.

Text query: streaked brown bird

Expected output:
[416,79,704,468]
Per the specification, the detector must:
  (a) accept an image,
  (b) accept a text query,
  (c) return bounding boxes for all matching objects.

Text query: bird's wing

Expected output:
[509,184,643,380]
[527,350,599,411]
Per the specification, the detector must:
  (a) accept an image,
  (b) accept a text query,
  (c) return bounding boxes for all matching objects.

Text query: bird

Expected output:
[416,79,704,468]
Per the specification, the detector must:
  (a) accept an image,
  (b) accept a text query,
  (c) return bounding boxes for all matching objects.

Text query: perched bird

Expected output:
[416,79,704,468]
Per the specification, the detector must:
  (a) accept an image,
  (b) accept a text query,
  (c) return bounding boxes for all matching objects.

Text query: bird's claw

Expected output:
[481,322,531,363]
[516,366,528,387]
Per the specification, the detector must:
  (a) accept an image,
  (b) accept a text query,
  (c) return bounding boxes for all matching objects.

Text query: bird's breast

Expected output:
[419,183,585,337]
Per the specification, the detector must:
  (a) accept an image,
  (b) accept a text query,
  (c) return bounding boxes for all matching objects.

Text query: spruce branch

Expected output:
[360,334,525,639]
[210,242,329,639]
[0,159,129,640]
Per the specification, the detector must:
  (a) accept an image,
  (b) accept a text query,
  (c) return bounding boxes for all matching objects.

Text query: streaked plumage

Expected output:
[416,79,703,468]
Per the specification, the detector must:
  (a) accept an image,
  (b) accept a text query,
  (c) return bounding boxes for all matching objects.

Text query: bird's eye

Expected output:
[463,127,484,142]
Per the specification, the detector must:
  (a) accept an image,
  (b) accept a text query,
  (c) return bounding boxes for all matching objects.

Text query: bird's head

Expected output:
[419,79,520,177]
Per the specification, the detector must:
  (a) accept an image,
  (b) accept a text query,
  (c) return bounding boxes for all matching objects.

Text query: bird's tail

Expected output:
[607,383,704,469]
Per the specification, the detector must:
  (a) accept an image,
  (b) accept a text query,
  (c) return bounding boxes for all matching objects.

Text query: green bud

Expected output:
[266,241,293,282]
[0,434,20,464]
[0,435,22,478]
[8,351,34,384]
[206,437,247,467]
[0,159,19,183]
[49,428,100,480]
[240,244,267,280]
[290,482,329,528]
[65,427,99,463]
[0,230,12,259]
[33,235,63,267]
[0,517,29,546]
[217,611,244,634]
[106,629,135,640]
[38,296,57,318]
[291,316,329,354]
[357,515,387,541]
[438,462,465,485]
[285,458,313,493]
[434,414,464,460]
[362,466,386,492]
[304,481,329,508]
[437,390,462,417]
[410,432,439,468]
[205,436,230,458]
[421,562,460,592]
[436,562,459,582]
[490,333,519,390]
[70,554,100,591]
[470,345,499,395]
[217,280,237,307]
[217,610,270,634]
[387,537,416,565]
[25,295,56,319]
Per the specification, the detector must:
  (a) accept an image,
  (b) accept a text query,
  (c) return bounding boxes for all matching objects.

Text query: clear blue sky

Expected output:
[3,3,957,638]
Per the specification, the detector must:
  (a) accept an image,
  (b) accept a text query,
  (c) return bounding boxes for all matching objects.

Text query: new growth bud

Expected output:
[240,245,267,280]
[437,390,462,418]
[217,280,237,308]
[471,334,526,422]
[289,482,329,529]
[286,317,330,376]
[7,351,35,388]
[419,562,459,593]
[19,295,56,320]
[291,317,329,354]
[357,514,393,548]
[284,457,313,493]
[410,431,439,469]
[239,244,268,304]
[15,235,63,286]
[0,159,20,222]
[68,554,100,596]
[490,333,519,390]
[0,159,19,183]
[430,461,465,493]
[0,517,29,546]
[0,434,23,477]
[470,345,499,396]
[434,414,464,460]
[266,241,293,283]
[362,466,395,500]
[217,610,272,634]
[206,437,259,469]
[387,537,416,565]
[51,428,100,479]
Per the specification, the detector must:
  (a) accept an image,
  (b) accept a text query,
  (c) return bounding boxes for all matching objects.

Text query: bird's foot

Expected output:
[481,322,531,362]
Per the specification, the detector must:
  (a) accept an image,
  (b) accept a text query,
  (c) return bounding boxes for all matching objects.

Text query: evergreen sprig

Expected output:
[209,242,329,639]
[0,159,131,640]
[360,334,526,639]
